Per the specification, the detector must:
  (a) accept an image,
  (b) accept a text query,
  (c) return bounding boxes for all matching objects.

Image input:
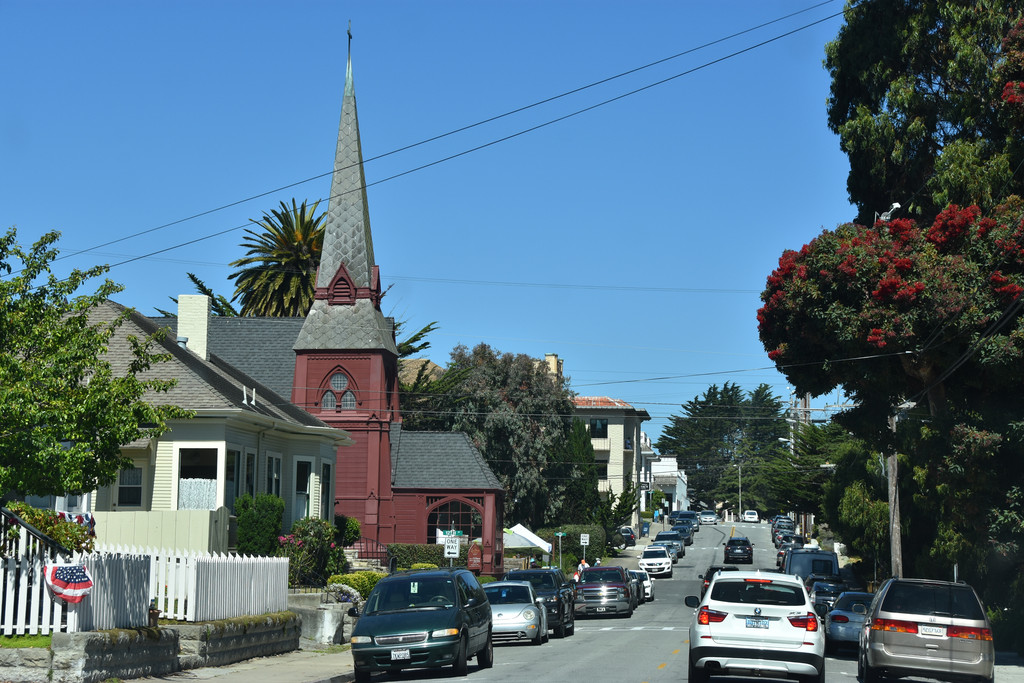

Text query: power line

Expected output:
[38,5,844,276]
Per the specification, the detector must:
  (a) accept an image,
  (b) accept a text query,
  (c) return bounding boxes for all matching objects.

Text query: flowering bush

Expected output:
[277,517,347,587]
[3,502,95,555]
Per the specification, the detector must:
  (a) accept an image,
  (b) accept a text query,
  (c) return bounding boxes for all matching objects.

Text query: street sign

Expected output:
[554,532,566,537]
[580,533,590,546]
[444,536,460,558]
[639,482,651,491]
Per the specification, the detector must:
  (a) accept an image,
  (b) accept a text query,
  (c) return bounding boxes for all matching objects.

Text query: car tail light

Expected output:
[788,612,819,631]
[744,578,772,584]
[870,618,918,634]
[831,614,849,623]
[697,606,728,624]
[948,625,993,641]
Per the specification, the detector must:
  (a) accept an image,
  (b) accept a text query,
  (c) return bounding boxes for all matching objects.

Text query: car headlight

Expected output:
[545,595,559,604]
[350,635,373,644]
[431,628,460,639]
[522,608,537,621]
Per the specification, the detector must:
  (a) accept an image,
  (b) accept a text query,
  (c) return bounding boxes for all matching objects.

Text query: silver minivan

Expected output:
[858,577,994,683]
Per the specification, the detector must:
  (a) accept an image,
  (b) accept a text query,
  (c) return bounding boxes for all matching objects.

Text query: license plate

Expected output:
[391,648,410,661]
[596,606,607,612]
[920,624,945,636]
[745,617,769,629]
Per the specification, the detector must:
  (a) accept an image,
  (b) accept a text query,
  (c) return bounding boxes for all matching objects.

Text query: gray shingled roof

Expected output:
[294,299,397,354]
[390,424,503,490]
[112,303,331,429]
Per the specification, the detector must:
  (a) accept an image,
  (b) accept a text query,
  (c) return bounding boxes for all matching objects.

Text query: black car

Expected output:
[670,522,695,545]
[722,536,754,563]
[699,564,740,597]
[809,578,848,612]
[503,568,576,638]
[349,567,493,681]
[618,526,637,547]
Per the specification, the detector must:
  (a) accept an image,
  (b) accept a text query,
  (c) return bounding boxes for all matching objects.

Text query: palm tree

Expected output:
[228,199,325,316]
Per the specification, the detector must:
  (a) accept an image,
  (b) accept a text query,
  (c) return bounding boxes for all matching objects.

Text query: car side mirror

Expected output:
[814,603,827,617]
[348,606,360,617]
[536,597,545,606]
[684,595,700,608]
[853,604,868,614]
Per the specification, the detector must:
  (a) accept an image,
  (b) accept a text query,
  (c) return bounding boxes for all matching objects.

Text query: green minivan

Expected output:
[348,568,494,681]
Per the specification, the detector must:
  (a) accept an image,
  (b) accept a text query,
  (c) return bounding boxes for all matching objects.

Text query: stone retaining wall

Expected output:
[0,611,300,683]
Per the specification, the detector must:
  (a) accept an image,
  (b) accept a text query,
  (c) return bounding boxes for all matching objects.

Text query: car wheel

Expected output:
[566,610,576,636]
[354,668,371,683]
[688,653,707,683]
[555,614,567,638]
[668,570,673,579]
[452,634,469,676]
[477,631,493,668]
[532,625,544,645]
[859,650,882,683]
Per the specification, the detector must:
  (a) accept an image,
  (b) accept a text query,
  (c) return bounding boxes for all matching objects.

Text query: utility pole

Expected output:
[887,414,904,578]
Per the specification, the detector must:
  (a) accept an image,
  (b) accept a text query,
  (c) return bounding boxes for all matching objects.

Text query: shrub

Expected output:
[410,562,438,570]
[4,502,95,555]
[328,571,387,598]
[235,493,284,556]
[325,581,364,609]
[478,575,498,584]
[335,514,361,546]
[277,517,347,587]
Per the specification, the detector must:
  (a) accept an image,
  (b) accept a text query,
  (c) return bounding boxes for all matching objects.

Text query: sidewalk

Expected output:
[132,646,356,683]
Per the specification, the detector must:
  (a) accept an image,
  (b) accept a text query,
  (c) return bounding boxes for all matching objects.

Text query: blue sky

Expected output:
[2,1,855,442]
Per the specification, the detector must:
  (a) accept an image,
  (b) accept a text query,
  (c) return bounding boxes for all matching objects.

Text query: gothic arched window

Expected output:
[322,372,356,411]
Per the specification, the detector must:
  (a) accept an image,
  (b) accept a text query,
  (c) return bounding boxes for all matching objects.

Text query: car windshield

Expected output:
[711,580,804,606]
[655,532,681,540]
[509,572,557,589]
[580,569,621,583]
[881,583,984,620]
[834,594,873,611]
[812,581,845,593]
[642,549,668,558]
[727,539,750,546]
[484,585,533,605]
[365,577,458,613]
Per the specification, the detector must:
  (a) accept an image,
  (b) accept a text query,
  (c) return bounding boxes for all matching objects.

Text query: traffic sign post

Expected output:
[443,531,460,566]
[580,533,590,563]
[554,531,566,568]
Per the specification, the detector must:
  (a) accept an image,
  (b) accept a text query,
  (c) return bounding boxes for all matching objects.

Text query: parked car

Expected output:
[782,548,839,579]
[648,540,679,563]
[859,577,994,683]
[617,526,637,548]
[349,567,493,681]
[574,565,635,618]
[809,577,848,613]
[722,536,754,564]
[699,564,740,597]
[483,580,547,645]
[503,567,576,638]
[685,570,824,683]
[653,530,685,558]
[638,545,673,578]
[820,590,873,654]
[631,568,654,602]
[775,532,803,549]
[671,522,695,545]
[776,541,800,569]
[625,570,643,610]
[741,509,760,523]
[674,510,701,532]
[699,510,719,525]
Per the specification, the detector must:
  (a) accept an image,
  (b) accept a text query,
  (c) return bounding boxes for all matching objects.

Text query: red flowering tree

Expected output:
[758,201,1024,585]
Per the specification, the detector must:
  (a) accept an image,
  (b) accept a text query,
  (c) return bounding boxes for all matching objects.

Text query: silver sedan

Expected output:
[484,581,548,645]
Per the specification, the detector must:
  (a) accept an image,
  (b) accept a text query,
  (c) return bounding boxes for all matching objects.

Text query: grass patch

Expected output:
[0,633,52,649]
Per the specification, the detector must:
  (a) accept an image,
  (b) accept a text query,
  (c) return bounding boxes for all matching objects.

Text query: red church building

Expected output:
[169,51,506,574]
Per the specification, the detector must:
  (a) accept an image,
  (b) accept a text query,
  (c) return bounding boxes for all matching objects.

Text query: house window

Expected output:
[179,448,217,510]
[596,462,609,480]
[320,464,332,520]
[321,372,356,411]
[266,453,282,497]
[118,466,143,507]
[590,419,608,439]
[427,499,483,542]
[226,449,240,510]
[245,449,257,498]
[294,460,312,519]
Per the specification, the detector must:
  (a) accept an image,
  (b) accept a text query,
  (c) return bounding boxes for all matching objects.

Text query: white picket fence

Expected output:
[3,530,290,634]
[1,515,74,636]
[97,544,290,623]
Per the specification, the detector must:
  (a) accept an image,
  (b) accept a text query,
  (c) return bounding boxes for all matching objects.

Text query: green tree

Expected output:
[550,419,601,525]
[157,273,239,317]
[228,199,325,316]
[758,202,1024,588]
[825,2,1024,225]
[593,479,640,551]
[442,343,576,528]
[0,228,188,502]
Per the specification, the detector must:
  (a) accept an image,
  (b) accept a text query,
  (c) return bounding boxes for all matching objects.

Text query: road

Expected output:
[358,519,1024,683]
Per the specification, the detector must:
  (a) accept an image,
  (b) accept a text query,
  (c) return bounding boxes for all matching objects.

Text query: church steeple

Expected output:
[294,44,397,354]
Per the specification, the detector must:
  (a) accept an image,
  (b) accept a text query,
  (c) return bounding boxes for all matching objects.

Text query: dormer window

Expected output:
[321,372,356,411]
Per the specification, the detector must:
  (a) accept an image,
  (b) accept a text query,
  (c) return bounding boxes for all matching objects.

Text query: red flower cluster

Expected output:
[1002,80,1024,104]
[866,328,889,348]
[872,275,925,303]
[926,205,981,251]
[990,271,1023,301]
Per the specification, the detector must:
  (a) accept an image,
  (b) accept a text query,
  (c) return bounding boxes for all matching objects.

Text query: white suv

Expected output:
[638,546,672,578]
[742,510,760,523]
[684,570,824,683]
